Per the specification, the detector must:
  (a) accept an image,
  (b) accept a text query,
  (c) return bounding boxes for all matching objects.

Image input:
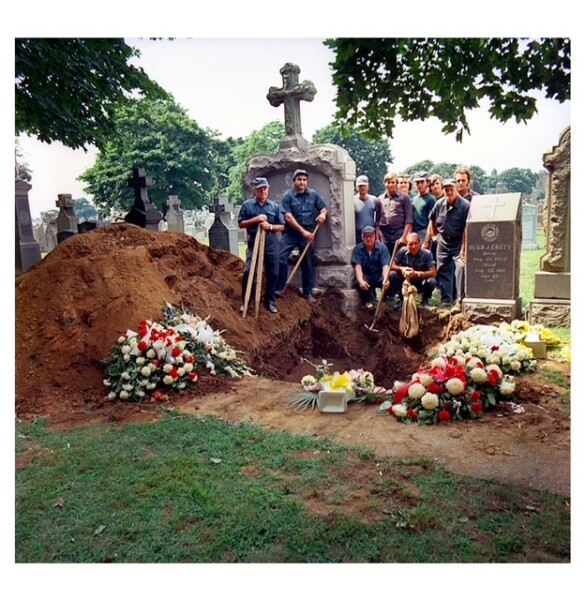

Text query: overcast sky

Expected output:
[16,36,572,218]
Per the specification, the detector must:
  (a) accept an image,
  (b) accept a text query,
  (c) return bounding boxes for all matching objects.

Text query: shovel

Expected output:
[283,222,321,292]
[365,239,402,333]
[241,228,263,318]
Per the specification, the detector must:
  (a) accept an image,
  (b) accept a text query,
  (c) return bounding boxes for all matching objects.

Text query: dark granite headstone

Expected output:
[208,197,239,256]
[125,167,163,230]
[464,193,522,321]
[15,177,42,275]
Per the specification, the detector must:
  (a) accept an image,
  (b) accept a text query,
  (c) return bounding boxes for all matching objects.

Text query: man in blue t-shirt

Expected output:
[389,232,437,309]
[351,226,391,309]
[276,169,328,303]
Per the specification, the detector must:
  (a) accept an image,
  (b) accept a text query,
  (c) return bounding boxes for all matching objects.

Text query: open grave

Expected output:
[15,226,570,494]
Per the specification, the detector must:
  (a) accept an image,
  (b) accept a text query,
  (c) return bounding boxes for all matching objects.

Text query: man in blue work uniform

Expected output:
[389,232,437,309]
[238,177,285,314]
[276,169,328,303]
[424,179,470,308]
[351,225,391,309]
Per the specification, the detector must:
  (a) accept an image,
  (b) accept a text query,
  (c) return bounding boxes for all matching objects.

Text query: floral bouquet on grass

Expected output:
[383,322,538,424]
[381,355,517,424]
[287,359,391,411]
[104,302,253,402]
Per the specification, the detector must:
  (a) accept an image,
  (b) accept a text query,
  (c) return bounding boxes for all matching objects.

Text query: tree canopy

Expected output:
[225,121,285,202]
[79,97,223,213]
[312,123,392,196]
[15,38,167,151]
[325,38,570,141]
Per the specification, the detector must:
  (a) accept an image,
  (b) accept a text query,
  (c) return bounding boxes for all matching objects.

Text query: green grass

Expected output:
[15,414,570,563]
[520,228,546,308]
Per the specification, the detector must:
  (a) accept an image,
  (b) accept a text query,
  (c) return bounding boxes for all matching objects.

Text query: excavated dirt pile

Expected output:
[15,225,570,494]
[16,224,453,417]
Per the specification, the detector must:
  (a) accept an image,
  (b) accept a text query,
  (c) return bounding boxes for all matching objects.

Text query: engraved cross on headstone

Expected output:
[125,167,162,231]
[267,63,317,151]
[485,196,506,220]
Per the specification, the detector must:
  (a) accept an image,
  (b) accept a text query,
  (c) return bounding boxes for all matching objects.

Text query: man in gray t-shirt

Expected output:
[354,174,382,242]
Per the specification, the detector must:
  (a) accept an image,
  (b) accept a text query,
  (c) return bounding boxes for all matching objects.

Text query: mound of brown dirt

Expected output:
[16,225,457,418]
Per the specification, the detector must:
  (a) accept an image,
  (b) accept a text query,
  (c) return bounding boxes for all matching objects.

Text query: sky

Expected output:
[16,36,572,218]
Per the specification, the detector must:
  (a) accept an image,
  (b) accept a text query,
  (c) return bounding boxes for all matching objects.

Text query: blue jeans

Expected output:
[436,241,462,304]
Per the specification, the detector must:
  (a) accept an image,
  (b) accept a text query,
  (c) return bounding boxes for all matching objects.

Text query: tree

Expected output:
[74,198,98,221]
[225,121,285,203]
[79,97,222,213]
[496,168,539,195]
[325,38,570,141]
[15,38,167,151]
[312,123,392,196]
[15,139,32,182]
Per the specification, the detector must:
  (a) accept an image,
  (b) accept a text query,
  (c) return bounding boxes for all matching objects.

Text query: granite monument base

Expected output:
[528,298,570,328]
[463,297,522,324]
[534,271,570,300]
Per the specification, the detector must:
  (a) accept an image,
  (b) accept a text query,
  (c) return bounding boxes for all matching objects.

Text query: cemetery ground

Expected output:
[15,225,570,562]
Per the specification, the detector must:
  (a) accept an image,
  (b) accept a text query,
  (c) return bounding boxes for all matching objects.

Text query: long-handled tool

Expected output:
[283,222,321,291]
[365,239,402,333]
[254,228,266,320]
[241,228,263,318]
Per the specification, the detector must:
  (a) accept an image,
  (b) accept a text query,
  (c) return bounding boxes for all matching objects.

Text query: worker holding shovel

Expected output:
[238,177,285,315]
[275,169,328,304]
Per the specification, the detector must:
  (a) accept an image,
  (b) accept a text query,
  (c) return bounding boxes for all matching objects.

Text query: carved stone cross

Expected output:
[267,63,317,151]
[125,167,162,230]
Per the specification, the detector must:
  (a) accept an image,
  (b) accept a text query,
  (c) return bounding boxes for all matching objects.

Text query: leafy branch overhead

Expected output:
[324,38,570,141]
[15,38,168,151]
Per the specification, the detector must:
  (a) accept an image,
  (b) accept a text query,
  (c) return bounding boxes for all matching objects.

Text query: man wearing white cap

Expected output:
[354,174,382,242]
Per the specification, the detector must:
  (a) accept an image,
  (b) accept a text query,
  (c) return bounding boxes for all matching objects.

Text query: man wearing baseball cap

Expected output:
[354,174,382,242]
[351,225,391,309]
[238,176,285,314]
[275,168,328,303]
[425,179,470,309]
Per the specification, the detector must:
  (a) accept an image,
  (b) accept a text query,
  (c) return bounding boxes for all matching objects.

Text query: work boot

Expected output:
[239,305,244,314]
[303,294,317,304]
[265,302,278,314]
[450,301,462,314]
[275,289,286,299]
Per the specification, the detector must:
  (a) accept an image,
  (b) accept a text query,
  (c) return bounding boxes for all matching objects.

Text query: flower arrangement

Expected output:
[383,323,539,424]
[104,302,253,402]
[287,360,391,410]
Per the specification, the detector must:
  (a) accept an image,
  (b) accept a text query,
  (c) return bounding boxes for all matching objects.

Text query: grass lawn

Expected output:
[15,413,569,563]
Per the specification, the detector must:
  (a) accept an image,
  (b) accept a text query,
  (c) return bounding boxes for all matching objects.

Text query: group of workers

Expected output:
[238,166,478,316]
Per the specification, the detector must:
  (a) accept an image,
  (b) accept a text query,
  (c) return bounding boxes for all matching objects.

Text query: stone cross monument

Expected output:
[529,127,571,326]
[15,171,42,275]
[56,193,79,243]
[165,195,185,233]
[246,63,358,315]
[125,167,163,231]
[267,63,317,151]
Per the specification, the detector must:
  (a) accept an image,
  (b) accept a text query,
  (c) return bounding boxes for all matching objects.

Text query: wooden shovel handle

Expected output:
[284,222,321,289]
